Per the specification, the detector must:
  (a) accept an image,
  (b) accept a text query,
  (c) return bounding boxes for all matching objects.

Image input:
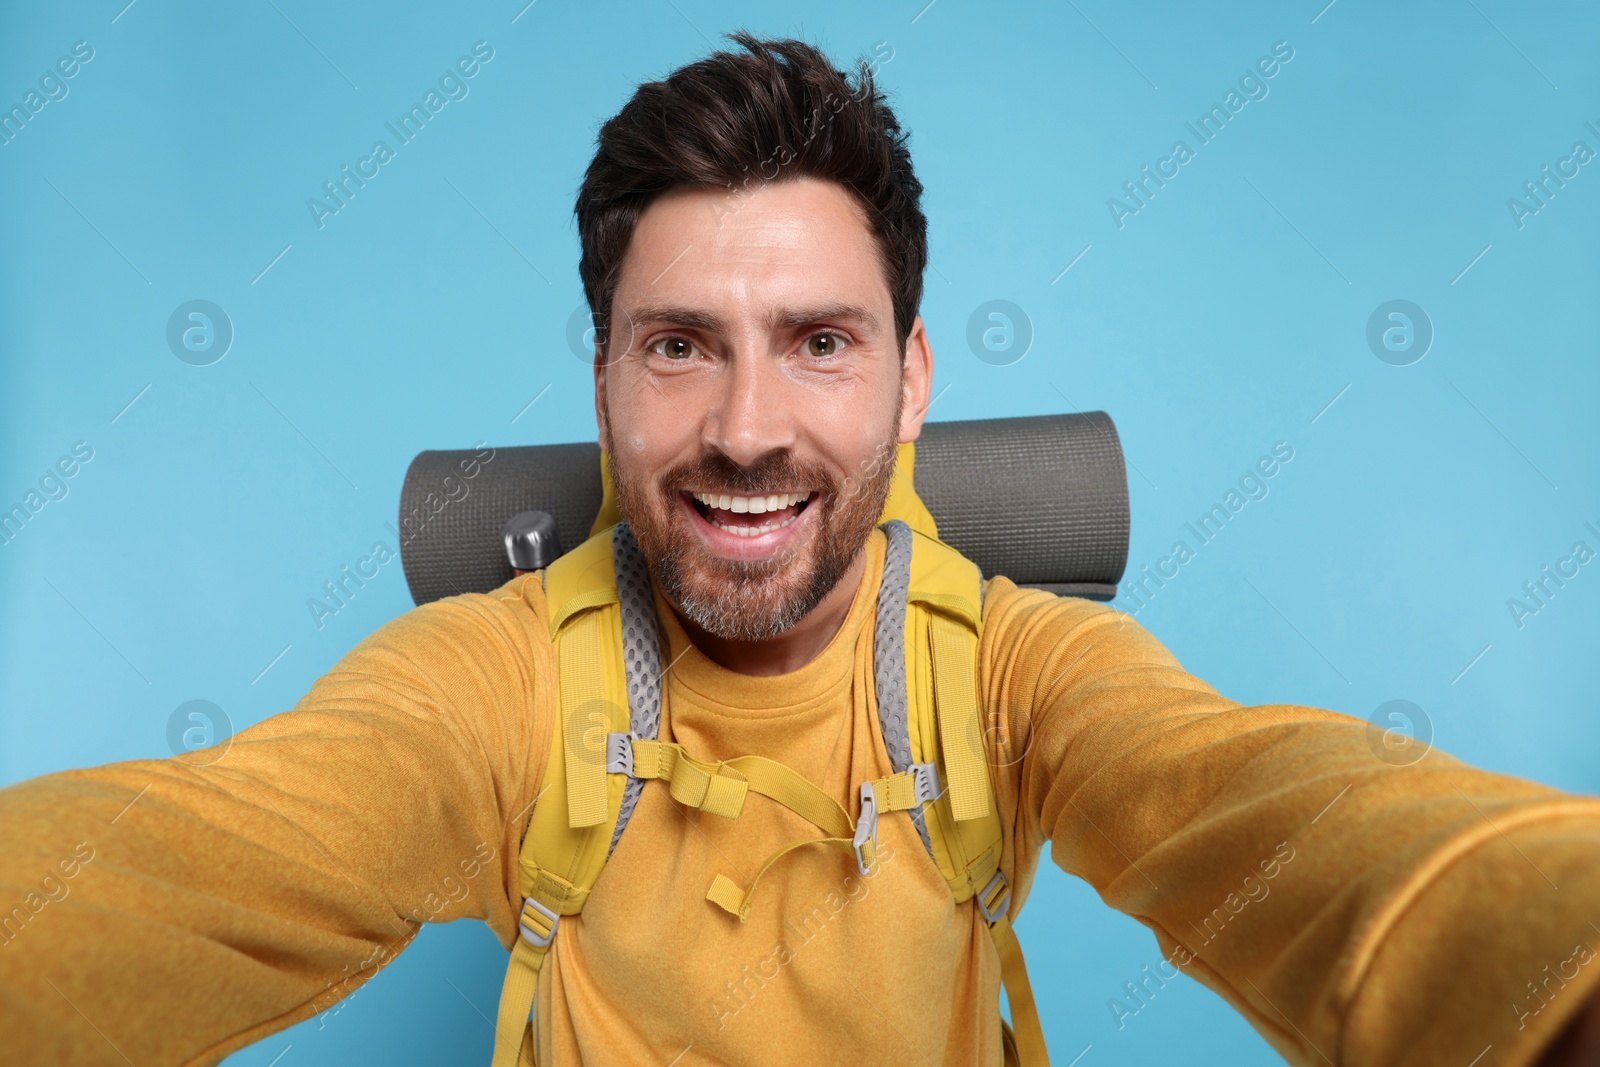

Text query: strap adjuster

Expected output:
[909,761,940,805]
[605,731,636,776]
[851,781,879,876]
[977,870,1011,924]
[519,895,560,948]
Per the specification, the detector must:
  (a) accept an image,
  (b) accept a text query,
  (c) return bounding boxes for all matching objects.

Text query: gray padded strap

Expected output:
[873,520,933,855]
[608,522,662,857]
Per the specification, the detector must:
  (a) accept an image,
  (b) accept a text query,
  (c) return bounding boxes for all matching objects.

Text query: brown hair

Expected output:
[575,31,923,361]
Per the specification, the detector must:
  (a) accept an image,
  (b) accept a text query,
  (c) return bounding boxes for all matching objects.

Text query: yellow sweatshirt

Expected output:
[2,527,1598,1066]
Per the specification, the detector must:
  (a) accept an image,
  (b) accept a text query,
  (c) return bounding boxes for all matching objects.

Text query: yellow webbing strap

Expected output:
[727,755,854,834]
[543,525,619,634]
[705,835,854,921]
[628,738,750,819]
[869,768,926,812]
[903,529,1049,1065]
[991,914,1049,1066]
[491,933,545,1067]
[907,529,989,823]
[627,738,861,837]
[491,528,631,1067]
[561,608,610,828]
[541,525,625,830]
[929,612,989,821]
[700,766,928,921]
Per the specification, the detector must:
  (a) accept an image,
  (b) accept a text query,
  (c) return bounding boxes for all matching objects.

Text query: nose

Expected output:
[701,348,797,467]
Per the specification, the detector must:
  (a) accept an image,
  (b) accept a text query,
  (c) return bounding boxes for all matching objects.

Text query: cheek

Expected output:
[829,402,897,460]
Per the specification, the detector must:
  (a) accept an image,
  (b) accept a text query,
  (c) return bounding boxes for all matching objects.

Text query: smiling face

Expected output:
[595,176,931,644]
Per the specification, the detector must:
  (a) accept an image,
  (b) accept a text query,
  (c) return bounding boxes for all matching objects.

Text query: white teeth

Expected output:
[692,491,810,512]
[686,490,810,536]
[709,512,802,536]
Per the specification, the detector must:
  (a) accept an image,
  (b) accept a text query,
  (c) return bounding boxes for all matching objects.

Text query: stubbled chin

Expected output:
[658,511,827,639]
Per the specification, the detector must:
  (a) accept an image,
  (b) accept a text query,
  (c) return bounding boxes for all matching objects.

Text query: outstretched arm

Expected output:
[0,575,552,1066]
[981,581,1600,1067]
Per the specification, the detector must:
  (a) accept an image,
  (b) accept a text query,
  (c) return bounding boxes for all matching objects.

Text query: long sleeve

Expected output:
[0,574,554,1067]
[980,579,1600,1067]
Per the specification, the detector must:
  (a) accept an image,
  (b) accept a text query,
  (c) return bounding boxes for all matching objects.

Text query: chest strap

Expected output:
[606,732,940,920]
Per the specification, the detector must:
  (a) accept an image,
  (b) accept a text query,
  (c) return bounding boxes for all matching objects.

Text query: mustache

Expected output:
[661,449,837,498]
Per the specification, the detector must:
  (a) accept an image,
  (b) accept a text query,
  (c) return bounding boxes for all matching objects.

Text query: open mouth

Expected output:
[684,490,815,538]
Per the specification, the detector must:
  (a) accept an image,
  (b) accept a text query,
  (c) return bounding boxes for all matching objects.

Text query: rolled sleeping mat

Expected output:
[398,411,1129,607]
[912,412,1128,599]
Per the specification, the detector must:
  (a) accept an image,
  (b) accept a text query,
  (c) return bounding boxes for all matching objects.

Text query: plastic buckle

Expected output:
[518,895,560,948]
[977,871,1011,925]
[852,781,880,876]
[605,731,636,776]
[909,761,940,805]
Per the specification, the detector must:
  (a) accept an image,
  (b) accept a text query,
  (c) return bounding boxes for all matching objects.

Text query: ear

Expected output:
[896,314,933,444]
[593,342,610,453]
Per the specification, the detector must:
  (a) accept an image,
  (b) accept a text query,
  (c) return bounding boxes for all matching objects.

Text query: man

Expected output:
[2,31,1598,1067]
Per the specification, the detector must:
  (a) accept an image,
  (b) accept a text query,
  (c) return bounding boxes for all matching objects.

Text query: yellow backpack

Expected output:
[489,443,1048,1066]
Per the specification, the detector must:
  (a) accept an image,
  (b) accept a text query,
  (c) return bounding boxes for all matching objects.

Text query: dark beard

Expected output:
[609,436,900,643]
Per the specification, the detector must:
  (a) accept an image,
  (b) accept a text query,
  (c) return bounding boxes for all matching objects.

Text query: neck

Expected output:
[673,549,869,676]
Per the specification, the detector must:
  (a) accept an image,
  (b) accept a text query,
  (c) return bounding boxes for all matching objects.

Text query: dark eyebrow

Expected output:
[623,302,880,334]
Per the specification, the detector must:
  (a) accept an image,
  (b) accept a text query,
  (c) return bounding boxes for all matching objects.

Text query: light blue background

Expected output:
[2,1,1596,1063]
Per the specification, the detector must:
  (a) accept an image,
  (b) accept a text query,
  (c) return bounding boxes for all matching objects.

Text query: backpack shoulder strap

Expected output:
[875,519,1049,1067]
[875,520,998,896]
[491,522,662,1067]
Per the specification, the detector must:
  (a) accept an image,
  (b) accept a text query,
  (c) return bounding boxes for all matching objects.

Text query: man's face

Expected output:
[595,177,930,642]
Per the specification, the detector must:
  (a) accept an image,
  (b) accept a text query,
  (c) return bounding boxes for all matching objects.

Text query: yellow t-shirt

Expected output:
[2,527,1599,1066]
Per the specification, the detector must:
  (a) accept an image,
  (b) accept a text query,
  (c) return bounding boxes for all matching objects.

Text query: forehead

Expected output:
[613,177,890,330]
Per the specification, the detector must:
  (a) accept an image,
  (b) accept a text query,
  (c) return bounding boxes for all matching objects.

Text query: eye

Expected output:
[803,331,848,358]
[648,335,698,361]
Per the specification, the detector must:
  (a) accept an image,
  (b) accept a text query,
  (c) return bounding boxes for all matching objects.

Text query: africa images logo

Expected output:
[306,41,495,229]
[1106,40,1295,229]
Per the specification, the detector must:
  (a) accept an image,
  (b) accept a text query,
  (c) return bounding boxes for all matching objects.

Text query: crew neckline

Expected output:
[651,528,886,714]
